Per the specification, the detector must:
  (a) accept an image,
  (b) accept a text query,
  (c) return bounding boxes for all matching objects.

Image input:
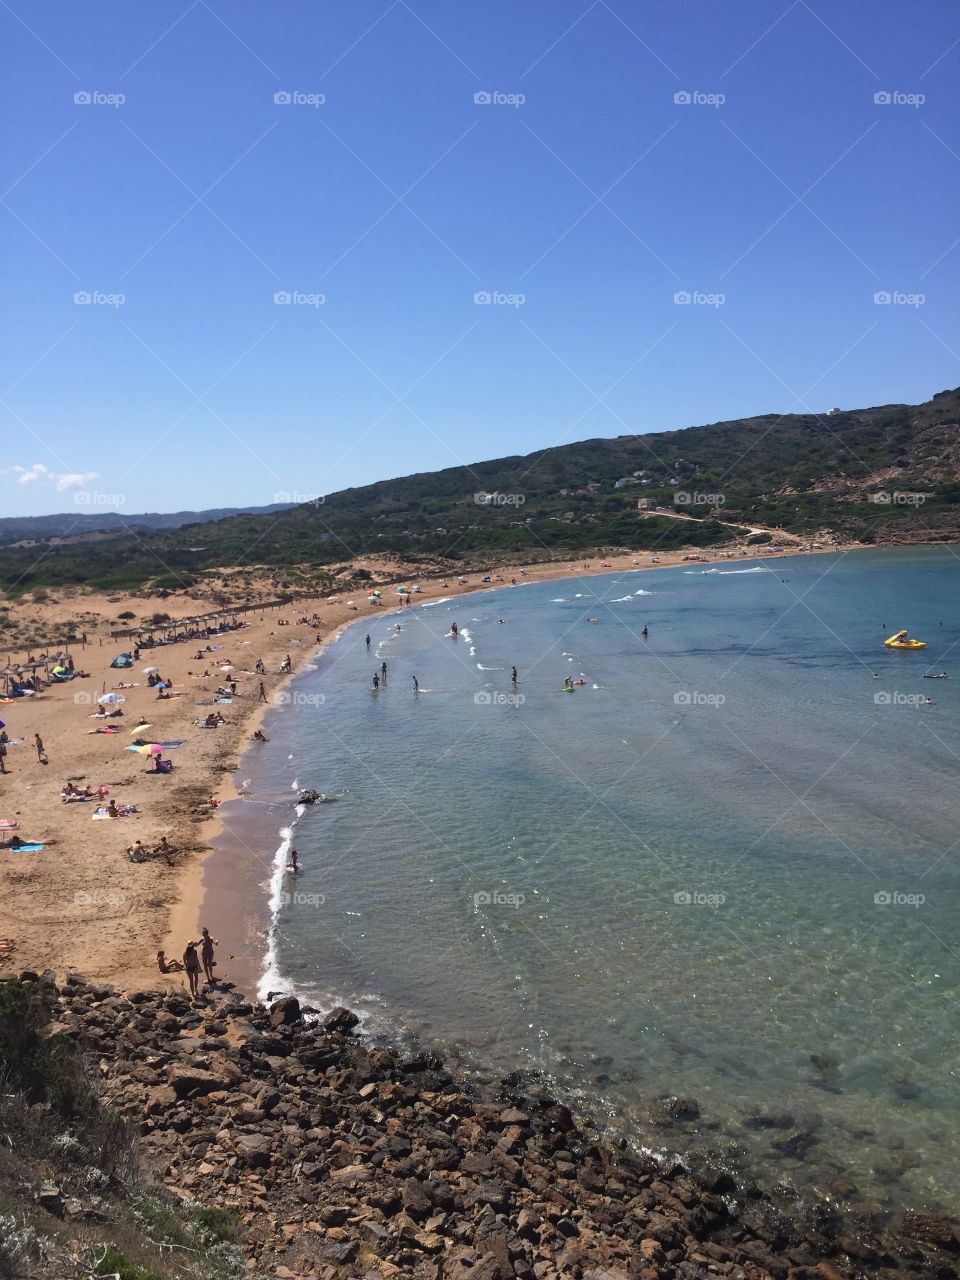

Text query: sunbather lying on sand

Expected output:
[62,781,96,800]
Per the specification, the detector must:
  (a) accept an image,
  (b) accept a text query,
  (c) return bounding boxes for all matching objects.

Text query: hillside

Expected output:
[0,503,296,549]
[1,387,958,593]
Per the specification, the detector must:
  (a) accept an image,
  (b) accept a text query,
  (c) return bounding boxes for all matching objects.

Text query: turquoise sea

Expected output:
[238,548,960,1219]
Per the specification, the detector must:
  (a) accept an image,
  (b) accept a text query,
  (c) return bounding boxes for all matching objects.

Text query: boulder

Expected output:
[901,1211,959,1251]
[165,1064,226,1097]
[269,995,302,1026]
[323,1006,360,1034]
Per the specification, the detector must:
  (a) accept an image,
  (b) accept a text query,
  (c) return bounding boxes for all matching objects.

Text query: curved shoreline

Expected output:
[189,546,837,998]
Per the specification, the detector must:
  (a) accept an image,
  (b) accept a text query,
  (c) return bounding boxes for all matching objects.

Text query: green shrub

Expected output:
[93,1245,165,1280]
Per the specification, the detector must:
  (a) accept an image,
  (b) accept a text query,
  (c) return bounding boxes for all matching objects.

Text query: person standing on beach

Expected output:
[35,733,45,763]
[0,738,7,774]
[183,941,201,998]
[200,927,218,985]
[258,681,267,703]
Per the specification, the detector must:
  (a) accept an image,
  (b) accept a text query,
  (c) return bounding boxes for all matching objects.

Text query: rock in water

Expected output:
[323,1005,360,1033]
[268,994,301,1026]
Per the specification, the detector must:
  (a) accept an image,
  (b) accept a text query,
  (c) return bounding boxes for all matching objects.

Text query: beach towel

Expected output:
[0,820,18,831]
[8,843,44,853]
[89,727,120,735]
[92,807,135,819]
[61,793,94,802]
[159,741,184,748]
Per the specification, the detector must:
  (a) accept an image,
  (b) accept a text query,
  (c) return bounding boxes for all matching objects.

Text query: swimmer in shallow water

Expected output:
[288,849,299,873]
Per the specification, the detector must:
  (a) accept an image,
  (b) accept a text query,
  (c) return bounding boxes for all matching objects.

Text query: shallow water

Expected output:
[244,549,960,1217]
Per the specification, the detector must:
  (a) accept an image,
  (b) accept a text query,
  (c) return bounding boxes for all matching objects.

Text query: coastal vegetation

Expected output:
[0,977,243,1280]
[0,386,957,594]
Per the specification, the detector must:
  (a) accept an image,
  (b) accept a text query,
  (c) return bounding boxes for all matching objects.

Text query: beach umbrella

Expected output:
[98,692,125,705]
[133,743,163,755]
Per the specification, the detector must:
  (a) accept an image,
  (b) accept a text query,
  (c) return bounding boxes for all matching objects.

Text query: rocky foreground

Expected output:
[40,973,959,1280]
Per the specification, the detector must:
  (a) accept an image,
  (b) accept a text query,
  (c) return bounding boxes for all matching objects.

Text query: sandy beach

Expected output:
[0,540,839,997]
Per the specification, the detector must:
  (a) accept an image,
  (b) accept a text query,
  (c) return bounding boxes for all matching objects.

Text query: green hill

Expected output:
[2,387,958,594]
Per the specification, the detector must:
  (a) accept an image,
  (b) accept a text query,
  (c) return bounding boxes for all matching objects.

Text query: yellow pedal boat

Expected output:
[885,630,926,650]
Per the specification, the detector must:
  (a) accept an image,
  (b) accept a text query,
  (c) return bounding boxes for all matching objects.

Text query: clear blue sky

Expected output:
[2,1,958,516]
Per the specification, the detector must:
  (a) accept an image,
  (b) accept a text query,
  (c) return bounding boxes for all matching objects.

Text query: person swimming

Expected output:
[288,848,299,873]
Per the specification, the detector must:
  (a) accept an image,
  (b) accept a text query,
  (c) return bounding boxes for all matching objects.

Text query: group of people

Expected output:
[157,927,220,998]
[128,835,174,863]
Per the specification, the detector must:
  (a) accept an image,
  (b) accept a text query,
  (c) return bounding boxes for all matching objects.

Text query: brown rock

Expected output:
[901,1211,959,1251]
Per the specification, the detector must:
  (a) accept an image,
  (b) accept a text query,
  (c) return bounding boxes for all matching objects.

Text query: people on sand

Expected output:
[252,729,268,742]
[35,733,46,763]
[258,682,267,703]
[183,941,201,998]
[200,927,218,984]
[157,950,183,973]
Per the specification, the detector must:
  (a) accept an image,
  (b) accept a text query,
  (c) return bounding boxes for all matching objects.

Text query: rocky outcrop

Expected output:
[36,973,958,1280]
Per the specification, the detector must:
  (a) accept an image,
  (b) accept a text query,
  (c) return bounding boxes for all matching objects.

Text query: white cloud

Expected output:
[8,463,99,490]
[54,471,97,491]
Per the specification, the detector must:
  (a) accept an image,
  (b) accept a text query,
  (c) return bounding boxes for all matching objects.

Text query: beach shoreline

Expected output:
[189,539,855,1004]
[0,538,852,997]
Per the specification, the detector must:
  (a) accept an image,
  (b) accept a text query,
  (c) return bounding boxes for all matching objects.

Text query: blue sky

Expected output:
[2,1,958,516]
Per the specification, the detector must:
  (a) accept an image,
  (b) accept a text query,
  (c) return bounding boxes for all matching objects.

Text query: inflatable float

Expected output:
[885,630,926,650]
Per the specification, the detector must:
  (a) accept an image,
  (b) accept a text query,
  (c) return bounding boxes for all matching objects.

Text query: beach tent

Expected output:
[110,653,134,669]
[98,692,125,705]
